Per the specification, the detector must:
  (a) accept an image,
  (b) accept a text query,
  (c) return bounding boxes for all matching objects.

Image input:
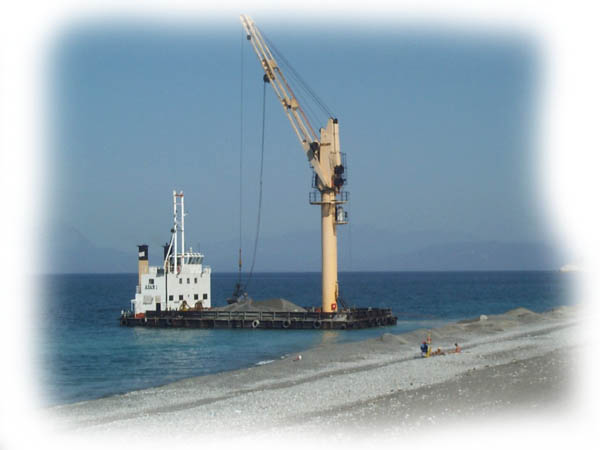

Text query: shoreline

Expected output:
[47,305,577,438]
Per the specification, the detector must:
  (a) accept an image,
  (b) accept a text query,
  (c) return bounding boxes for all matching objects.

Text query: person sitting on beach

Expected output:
[420,341,428,357]
[431,347,445,356]
[453,343,461,353]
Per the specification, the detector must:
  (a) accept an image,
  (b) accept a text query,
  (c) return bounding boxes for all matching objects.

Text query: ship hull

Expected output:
[120,307,397,330]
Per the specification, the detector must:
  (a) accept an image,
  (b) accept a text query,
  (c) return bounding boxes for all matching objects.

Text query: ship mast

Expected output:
[181,192,185,271]
[169,190,186,275]
[173,190,178,273]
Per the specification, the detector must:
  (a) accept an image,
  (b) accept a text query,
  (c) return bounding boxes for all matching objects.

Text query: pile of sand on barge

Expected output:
[213,298,307,313]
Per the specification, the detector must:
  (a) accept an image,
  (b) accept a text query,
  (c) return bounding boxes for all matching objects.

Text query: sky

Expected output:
[48,16,545,268]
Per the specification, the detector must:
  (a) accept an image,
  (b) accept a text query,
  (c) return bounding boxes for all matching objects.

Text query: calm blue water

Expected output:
[37,271,574,406]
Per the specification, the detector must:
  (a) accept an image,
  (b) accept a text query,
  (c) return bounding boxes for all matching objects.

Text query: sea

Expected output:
[37,271,574,406]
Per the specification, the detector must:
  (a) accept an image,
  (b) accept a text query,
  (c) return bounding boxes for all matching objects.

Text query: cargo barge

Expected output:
[120,190,397,330]
[120,307,397,330]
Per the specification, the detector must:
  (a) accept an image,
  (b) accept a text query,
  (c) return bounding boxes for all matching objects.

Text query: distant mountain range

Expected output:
[41,223,565,274]
[43,223,132,274]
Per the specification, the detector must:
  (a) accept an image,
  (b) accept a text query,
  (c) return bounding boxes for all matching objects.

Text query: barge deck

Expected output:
[120,307,397,330]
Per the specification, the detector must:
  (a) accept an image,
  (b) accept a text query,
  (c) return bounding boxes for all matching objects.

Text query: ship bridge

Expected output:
[131,191,212,315]
[184,252,204,266]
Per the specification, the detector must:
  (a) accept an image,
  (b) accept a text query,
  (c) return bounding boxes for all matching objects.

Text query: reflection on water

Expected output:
[319,330,340,346]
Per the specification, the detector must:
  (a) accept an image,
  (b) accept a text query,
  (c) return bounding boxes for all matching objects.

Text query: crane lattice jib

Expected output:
[240,15,330,188]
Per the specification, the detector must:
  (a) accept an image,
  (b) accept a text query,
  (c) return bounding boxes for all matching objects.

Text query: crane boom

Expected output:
[240,14,333,189]
[240,15,348,313]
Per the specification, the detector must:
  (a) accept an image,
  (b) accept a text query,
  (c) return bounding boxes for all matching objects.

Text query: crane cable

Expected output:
[244,79,268,291]
[237,29,245,288]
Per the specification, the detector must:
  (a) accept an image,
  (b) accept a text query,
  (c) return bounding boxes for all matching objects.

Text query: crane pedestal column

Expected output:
[321,191,338,313]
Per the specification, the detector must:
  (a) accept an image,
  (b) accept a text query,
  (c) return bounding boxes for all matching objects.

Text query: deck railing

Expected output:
[145,307,393,322]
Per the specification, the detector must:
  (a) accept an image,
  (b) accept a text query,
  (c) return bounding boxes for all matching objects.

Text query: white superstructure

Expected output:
[131,191,211,316]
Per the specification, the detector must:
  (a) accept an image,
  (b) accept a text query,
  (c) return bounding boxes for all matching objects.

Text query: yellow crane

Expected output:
[240,15,348,313]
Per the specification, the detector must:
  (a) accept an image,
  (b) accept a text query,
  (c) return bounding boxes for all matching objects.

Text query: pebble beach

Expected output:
[45,305,578,444]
